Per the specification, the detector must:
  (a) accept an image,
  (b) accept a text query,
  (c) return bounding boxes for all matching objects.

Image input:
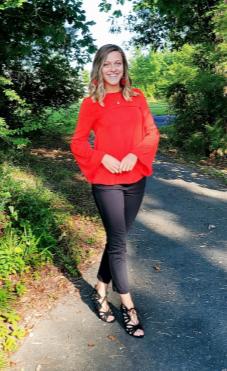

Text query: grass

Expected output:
[1,137,104,270]
[149,100,170,115]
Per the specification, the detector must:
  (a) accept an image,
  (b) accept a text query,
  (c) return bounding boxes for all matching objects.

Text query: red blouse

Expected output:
[70,88,160,185]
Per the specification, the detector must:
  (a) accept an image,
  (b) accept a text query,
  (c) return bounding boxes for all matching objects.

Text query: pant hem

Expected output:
[97,274,111,285]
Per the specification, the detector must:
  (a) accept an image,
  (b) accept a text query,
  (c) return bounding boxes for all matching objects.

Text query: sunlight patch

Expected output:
[137,209,191,241]
[157,177,227,202]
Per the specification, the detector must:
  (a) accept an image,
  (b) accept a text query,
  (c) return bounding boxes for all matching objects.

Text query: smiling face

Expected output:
[101,51,124,92]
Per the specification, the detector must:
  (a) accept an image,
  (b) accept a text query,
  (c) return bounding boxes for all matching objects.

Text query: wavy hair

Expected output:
[89,44,137,106]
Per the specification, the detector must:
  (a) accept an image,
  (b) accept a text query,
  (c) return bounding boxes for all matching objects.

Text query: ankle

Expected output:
[120,295,134,310]
[122,302,134,310]
[95,282,108,297]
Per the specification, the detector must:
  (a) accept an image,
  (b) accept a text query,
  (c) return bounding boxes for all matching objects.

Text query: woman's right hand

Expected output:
[101,154,121,174]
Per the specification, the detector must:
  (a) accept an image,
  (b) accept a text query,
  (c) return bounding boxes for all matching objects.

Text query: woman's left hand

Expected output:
[119,153,138,172]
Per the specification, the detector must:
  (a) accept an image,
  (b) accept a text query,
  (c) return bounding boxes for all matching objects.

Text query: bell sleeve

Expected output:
[70,98,105,181]
[131,90,160,175]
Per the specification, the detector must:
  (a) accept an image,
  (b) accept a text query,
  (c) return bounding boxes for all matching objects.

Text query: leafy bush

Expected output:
[0,309,25,353]
[0,283,26,361]
[0,162,67,361]
[205,122,227,155]
[41,102,81,136]
[184,131,207,155]
[130,39,227,156]
[0,158,82,281]
[166,68,226,155]
[0,227,52,279]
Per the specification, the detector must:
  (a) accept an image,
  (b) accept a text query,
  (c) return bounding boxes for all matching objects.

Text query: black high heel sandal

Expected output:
[91,288,116,323]
[120,304,144,338]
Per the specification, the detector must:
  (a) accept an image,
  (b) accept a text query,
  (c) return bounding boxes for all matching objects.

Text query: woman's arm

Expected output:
[70,98,105,181]
[131,90,160,175]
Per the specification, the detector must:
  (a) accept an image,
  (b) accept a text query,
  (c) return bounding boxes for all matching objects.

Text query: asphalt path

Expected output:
[9,155,227,371]
[153,115,175,128]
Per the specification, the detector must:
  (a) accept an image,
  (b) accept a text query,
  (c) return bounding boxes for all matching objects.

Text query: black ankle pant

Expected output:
[92,177,146,294]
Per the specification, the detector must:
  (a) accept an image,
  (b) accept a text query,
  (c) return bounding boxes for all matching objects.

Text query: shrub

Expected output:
[166,69,226,155]
[184,131,208,155]
[205,122,227,154]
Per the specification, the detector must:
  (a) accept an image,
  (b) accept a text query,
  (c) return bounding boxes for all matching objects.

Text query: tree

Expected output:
[128,0,227,155]
[129,49,161,97]
[0,0,28,145]
[127,0,219,49]
[212,1,227,75]
[0,0,96,144]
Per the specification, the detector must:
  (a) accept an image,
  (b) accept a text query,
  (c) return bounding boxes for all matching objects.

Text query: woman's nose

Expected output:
[110,64,116,71]
[107,63,118,71]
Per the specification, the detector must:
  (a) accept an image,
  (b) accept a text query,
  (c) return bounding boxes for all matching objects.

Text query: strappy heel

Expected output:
[120,304,144,338]
[91,288,116,323]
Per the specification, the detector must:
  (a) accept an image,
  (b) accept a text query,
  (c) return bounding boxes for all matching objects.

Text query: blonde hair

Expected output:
[89,44,138,106]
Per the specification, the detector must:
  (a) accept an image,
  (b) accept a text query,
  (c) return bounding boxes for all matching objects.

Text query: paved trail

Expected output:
[9,155,227,371]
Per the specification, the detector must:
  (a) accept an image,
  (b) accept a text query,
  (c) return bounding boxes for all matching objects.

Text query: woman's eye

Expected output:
[103,62,122,67]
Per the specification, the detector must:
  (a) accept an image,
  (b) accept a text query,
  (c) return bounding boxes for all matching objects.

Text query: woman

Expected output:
[70,44,159,338]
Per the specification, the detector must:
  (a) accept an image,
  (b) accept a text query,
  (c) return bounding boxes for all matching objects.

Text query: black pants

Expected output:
[92,177,146,294]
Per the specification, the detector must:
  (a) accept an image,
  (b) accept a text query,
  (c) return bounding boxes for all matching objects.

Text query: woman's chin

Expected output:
[105,79,121,87]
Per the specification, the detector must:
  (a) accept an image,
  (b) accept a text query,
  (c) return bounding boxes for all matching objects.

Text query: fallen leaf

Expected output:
[153,265,161,272]
[88,342,95,347]
[107,335,116,341]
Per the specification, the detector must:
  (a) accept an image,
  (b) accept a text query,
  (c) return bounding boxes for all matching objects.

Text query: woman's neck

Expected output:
[105,84,121,93]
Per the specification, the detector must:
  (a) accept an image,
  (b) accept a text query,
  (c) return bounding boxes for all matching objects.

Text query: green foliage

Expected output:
[127,0,219,49]
[0,352,8,369]
[0,281,26,356]
[81,70,90,90]
[130,49,160,97]
[166,58,227,155]
[205,123,227,154]
[0,0,96,146]
[0,0,26,11]
[126,0,227,157]
[130,41,226,156]
[15,282,26,297]
[0,279,26,358]
[56,252,79,277]
[129,44,198,99]
[160,45,198,87]
[99,0,125,13]
[39,102,81,136]
[0,310,25,352]
[0,164,58,282]
[0,226,52,279]
[3,336,18,352]
[211,2,227,74]
[0,288,12,311]
[0,158,74,361]
[0,153,86,281]
[0,75,31,147]
[0,230,27,278]
[185,132,208,155]
[149,101,170,115]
